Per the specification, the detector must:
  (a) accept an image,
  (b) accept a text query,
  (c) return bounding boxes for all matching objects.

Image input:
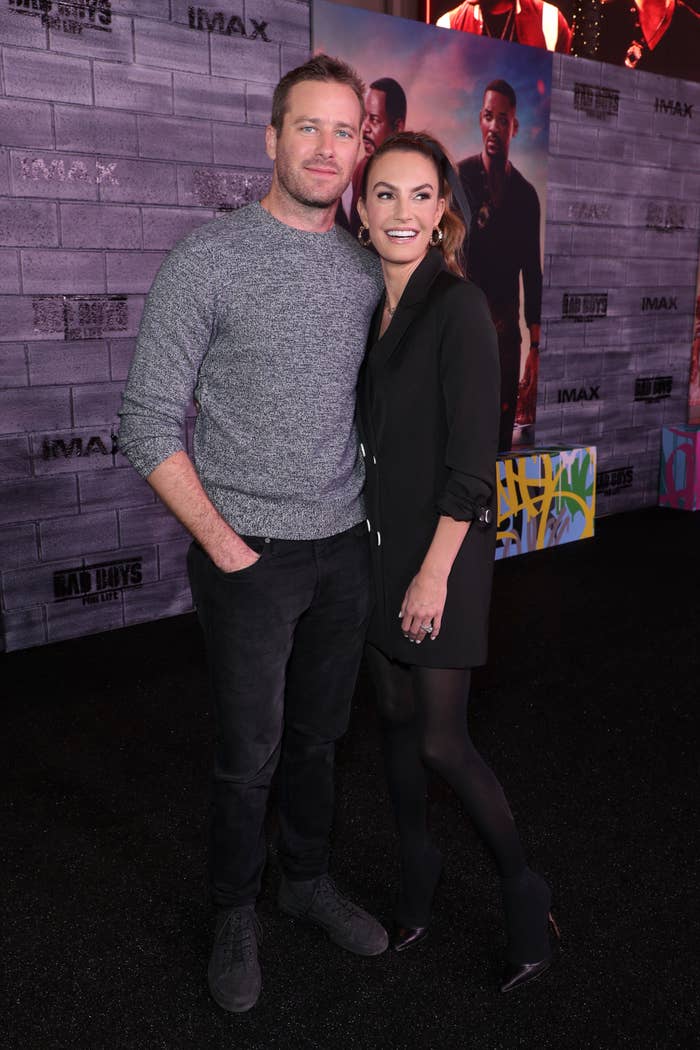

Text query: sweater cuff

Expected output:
[118,435,184,479]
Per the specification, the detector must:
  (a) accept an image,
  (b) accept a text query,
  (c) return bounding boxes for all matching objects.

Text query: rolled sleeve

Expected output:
[436,281,500,522]
[118,235,216,478]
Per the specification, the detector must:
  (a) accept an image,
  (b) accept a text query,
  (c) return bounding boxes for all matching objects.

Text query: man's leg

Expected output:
[187,539,316,1009]
[275,525,388,955]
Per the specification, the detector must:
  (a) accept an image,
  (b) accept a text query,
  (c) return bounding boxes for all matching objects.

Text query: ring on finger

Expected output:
[420,623,433,634]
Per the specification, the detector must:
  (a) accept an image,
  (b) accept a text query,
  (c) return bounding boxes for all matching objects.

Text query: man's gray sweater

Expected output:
[118,202,383,540]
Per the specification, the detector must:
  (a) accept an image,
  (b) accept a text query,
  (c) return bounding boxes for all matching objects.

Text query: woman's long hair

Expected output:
[360,130,466,277]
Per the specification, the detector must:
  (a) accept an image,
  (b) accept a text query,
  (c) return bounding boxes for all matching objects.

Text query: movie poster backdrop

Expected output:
[313,0,553,452]
[689,257,700,424]
[429,0,700,84]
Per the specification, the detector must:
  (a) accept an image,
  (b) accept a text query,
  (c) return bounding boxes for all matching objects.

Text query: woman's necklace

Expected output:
[384,300,396,317]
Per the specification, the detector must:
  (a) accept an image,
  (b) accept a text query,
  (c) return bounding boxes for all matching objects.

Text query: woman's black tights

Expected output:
[365,644,527,880]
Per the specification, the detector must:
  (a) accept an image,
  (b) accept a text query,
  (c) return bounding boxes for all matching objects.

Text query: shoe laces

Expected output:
[313,876,361,921]
[218,908,262,970]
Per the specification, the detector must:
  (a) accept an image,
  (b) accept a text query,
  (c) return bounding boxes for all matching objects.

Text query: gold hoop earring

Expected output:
[430,226,444,247]
[357,224,371,247]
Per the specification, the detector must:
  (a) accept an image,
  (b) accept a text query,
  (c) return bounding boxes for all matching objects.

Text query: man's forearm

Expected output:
[148,451,257,572]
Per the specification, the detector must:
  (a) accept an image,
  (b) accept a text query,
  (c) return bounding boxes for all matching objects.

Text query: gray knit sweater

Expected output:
[118,203,383,539]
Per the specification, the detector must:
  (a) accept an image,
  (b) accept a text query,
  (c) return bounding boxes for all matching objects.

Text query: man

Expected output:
[591,0,700,81]
[458,80,542,452]
[338,77,407,237]
[437,0,572,52]
[118,54,387,1015]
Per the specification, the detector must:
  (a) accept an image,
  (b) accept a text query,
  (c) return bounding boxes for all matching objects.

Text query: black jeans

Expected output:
[187,524,371,909]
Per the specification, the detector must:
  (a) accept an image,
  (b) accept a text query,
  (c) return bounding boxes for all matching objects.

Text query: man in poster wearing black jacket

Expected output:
[458,79,542,452]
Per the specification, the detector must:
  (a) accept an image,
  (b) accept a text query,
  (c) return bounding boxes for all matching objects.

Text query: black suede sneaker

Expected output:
[278,874,388,956]
[207,905,262,1013]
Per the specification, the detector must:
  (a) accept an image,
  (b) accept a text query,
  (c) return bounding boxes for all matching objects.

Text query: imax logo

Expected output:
[21,157,118,186]
[641,296,677,312]
[42,433,118,460]
[187,6,269,39]
[557,386,600,404]
[655,98,693,117]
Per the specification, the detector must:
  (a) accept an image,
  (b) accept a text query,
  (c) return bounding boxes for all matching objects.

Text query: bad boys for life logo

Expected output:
[597,466,634,496]
[646,202,686,232]
[191,169,270,209]
[187,6,270,40]
[562,292,608,322]
[53,556,142,606]
[573,83,620,119]
[32,295,128,340]
[654,98,693,118]
[568,202,611,223]
[641,296,677,312]
[634,376,673,402]
[41,432,118,461]
[7,0,112,35]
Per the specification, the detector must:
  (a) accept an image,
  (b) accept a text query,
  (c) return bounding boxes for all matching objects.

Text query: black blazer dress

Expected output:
[357,248,500,669]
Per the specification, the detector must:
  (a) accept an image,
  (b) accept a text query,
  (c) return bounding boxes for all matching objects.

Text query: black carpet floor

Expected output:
[3,507,699,1050]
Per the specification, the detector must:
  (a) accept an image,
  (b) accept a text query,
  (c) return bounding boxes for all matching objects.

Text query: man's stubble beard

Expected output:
[275,162,346,211]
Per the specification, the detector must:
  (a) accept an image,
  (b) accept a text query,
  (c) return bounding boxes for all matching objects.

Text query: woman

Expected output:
[355,131,558,993]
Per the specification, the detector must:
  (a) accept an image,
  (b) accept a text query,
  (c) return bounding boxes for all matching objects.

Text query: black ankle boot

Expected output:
[391,842,443,952]
[499,868,560,993]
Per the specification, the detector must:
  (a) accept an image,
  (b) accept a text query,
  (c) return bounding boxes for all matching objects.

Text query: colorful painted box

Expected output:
[659,425,700,511]
[495,446,597,560]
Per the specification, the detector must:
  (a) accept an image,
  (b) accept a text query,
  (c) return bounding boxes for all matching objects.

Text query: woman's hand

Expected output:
[399,568,447,644]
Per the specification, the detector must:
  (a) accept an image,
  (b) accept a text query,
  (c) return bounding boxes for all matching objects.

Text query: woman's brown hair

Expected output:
[360,131,466,277]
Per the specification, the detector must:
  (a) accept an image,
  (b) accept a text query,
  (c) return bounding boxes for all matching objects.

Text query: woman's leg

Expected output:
[365,645,441,926]
[410,666,526,878]
[411,666,554,972]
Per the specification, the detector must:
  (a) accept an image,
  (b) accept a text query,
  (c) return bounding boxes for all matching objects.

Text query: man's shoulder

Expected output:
[171,203,264,256]
[508,163,538,200]
[457,154,481,178]
[334,225,384,287]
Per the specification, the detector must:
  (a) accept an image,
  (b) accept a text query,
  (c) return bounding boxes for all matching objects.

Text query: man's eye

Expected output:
[300,125,317,133]
[336,129,352,139]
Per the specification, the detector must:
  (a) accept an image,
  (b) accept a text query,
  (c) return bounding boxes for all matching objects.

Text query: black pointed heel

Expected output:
[499,912,561,994]
[392,843,442,953]
[391,923,430,952]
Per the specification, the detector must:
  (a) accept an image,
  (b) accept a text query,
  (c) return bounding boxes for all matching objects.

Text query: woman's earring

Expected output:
[357,224,372,247]
[430,226,444,246]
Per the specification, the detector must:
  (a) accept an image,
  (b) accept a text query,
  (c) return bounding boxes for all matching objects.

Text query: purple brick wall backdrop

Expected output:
[539,56,700,515]
[2,9,700,652]
[1,0,309,651]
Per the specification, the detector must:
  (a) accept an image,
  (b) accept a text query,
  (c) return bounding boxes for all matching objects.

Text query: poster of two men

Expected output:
[314,0,553,452]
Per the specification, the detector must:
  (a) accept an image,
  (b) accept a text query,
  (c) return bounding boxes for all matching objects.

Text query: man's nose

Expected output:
[316,131,335,155]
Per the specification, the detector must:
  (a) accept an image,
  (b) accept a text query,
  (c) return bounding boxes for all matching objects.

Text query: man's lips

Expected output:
[305,165,339,176]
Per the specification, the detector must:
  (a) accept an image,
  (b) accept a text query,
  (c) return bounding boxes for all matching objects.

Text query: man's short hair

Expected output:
[369,77,407,128]
[483,79,517,110]
[270,53,366,133]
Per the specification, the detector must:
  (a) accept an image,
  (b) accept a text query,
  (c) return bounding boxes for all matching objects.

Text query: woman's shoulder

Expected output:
[432,270,490,316]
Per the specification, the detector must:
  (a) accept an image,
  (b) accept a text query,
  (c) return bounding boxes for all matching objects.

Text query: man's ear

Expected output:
[394,119,405,133]
[265,124,277,161]
[512,116,519,138]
